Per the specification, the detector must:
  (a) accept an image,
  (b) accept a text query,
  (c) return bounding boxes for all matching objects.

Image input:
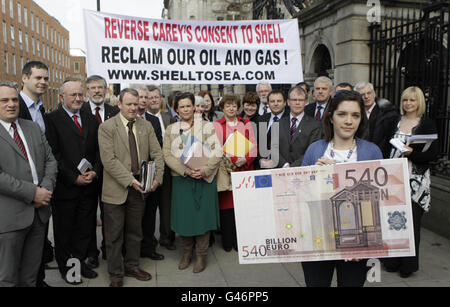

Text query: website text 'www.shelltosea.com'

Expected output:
[106,69,276,82]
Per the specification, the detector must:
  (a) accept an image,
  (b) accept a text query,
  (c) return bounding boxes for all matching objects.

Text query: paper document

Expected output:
[222,130,254,157]
[180,136,216,183]
[77,158,93,174]
[140,160,156,191]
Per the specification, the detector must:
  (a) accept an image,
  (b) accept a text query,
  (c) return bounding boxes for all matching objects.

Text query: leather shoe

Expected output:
[109,280,123,287]
[160,241,176,251]
[85,256,99,269]
[142,251,165,260]
[81,264,98,279]
[125,268,152,281]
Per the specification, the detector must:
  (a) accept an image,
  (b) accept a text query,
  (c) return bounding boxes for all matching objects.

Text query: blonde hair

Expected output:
[400,86,426,117]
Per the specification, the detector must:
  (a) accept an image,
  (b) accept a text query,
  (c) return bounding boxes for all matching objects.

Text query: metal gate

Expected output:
[369,2,450,176]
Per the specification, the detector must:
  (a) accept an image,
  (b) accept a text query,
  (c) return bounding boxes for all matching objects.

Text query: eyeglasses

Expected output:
[67,93,84,98]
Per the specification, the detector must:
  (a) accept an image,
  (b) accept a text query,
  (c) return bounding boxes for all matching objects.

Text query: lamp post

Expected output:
[97,0,100,11]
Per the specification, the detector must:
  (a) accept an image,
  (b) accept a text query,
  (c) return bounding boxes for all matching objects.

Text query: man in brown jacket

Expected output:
[98,88,164,287]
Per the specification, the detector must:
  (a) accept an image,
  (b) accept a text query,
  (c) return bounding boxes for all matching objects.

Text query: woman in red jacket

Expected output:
[213,94,257,252]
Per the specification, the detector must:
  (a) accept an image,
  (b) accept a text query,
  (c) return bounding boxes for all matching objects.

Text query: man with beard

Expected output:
[81,75,119,267]
[46,77,101,285]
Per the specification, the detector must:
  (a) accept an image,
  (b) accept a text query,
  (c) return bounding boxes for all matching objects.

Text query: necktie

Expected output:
[315,105,322,121]
[263,105,268,114]
[290,117,297,137]
[11,123,28,160]
[95,107,102,124]
[273,116,279,122]
[127,121,139,175]
[72,115,83,135]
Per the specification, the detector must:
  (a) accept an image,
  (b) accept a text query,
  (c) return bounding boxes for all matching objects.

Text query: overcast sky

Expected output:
[34,0,165,53]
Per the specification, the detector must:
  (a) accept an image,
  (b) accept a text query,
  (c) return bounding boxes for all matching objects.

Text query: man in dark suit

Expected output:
[147,85,177,251]
[255,90,289,169]
[304,76,333,121]
[45,77,101,285]
[354,81,399,157]
[277,86,322,168]
[135,86,165,260]
[19,60,53,287]
[82,75,119,268]
[0,81,57,287]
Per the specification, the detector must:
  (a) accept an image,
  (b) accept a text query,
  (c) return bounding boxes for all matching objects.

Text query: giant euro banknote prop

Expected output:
[231,158,415,264]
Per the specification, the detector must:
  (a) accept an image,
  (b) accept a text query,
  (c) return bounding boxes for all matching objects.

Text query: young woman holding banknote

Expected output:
[383,86,439,278]
[301,90,383,287]
[162,92,222,273]
[213,94,257,252]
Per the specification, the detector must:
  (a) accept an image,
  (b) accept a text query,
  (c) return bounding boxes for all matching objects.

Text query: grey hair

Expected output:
[256,83,272,93]
[86,75,107,89]
[195,95,206,106]
[354,82,374,92]
[59,76,82,94]
[0,81,19,94]
[314,76,333,88]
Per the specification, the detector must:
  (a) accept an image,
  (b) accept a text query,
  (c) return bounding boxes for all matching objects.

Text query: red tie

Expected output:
[11,123,28,160]
[315,105,322,121]
[73,115,83,135]
[95,107,102,124]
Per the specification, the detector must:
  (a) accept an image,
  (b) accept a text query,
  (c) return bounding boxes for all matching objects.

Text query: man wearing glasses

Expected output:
[277,86,322,168]
[45,77,101,285]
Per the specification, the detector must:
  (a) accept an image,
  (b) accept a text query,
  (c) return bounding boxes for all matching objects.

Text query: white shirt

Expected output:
[315,102,328,119]
[20,91,46,134]
[289,112,305,132]
[323,142,358,164]
[147,111,165,140]
[258,103,270,116]
[62,105,82,127]
[268,110,284,130]
[89,101,105,122]
[366,103,376,119]
[0,119,39,185]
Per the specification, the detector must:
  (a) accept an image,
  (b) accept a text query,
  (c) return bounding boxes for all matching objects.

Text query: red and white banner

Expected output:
[83,10,303,84]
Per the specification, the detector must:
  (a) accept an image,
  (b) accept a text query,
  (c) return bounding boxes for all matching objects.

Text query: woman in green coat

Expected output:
[163,92,222,273]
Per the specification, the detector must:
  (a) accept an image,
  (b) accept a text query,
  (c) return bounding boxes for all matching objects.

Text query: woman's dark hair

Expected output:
[173,92,195,111]
[242,91,260,108]
[323,90,368,142]
[198,90,216,121]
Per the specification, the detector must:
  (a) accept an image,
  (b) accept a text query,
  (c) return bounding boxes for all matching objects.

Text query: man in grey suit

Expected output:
[0,81,57,287]
[277,86,322,168]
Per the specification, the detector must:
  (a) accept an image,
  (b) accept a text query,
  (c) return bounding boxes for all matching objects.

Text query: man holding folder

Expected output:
[98,88,164,287]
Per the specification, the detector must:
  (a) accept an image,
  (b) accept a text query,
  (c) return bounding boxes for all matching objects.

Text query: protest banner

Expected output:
[83,9,303,84]
[231,158,416,264]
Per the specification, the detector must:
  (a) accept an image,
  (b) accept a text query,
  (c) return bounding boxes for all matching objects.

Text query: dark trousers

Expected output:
[158,170,175,244]
[383,201,424,274]
[0,211,45,287]
[87,199,106,259]
[36,222,52,284]
[141,193,158,254]
[141,170,175,253]
[52,195,98,274]
[302,259,369,287]
[104,189,146,282]
[220,209,237,250]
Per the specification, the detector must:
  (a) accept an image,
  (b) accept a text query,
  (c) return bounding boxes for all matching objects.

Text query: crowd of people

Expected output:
[0,60,439,287]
